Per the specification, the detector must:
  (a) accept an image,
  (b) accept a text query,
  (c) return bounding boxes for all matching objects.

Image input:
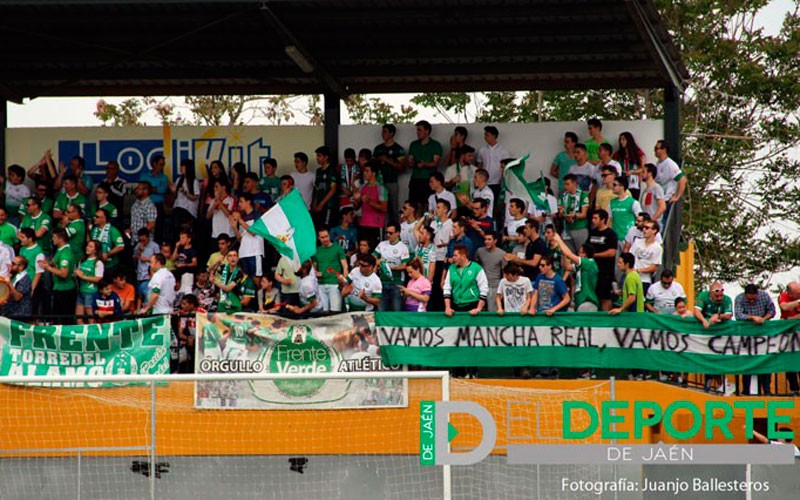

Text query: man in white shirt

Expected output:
[623,213,663,253]
[639,163,667,222]
[476,126,510,218]
[654,140,688,226]
[291,152,316,208]
[230,193,264,278]
[0,240,15,279]
[630,220,663,295]
[645,269,685,314]
[568,144,596,195]
[141,254,176,314]
[427,172,456,217]
[595,143,622,184]
[340,254,383,312]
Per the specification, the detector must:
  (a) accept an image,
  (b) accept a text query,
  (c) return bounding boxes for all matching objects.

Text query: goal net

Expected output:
[0,372,611,500]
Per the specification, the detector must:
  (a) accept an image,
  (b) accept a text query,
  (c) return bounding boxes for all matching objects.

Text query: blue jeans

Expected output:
[379,283,402,312]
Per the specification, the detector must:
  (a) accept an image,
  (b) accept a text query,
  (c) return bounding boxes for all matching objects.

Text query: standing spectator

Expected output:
[259,158,281,202]
[399,258,431,311]
[193,270,218,313]
[407,120,442,204]
[427,172,457,217]
[444,126,471,167]
[212,249,255,314]
[206,235,230,274]
[172,229,198,282]
[312,146,340,228]
[0,207,19,247]
[557,174,590,254]
[139,253,176,315]
[629,220,662,295]
[609,175,642,243]
[74,240,105,324]
[111,270,136,314]
[130,181,158,240]
[553,234,599,312]
[503,198,528,251]
[470,168,495,216]
[61,204,86,258]
[594,165,621,214]
[589,209,619,311]
[736,284,776,396]
[399,201,421,254]
[584,118,610,164]
[140,154,169,243]
[20,197,52,254]
[505,219,546,282]
[93,184,119,226]
[18,228,45,313]
[429,200,453,311]
[133,228,160,301]
[778,282,800,395]
[443,244,488,316]
[476,230,504,312]
[476,126,510,213]
[654,140,688,226]
[412,223,437,280]
[496,262,532,315]
[623,213,662,253]
[42,229,77,322]
[171,158,201,233]
[568,144,596,195]
[207,181,235,239]
[26,149,57,186]
[174,294,201,372]
[330,207,358,257]
[530,256,570,316]
[466,198,494,250]
[91,280,123,324]
[445,145,476,213]
[274,255,300,307]
[595,143,622,184]
[694,282,733,328]
[291,152,316,208]
[645,269,686,314]
[313,227,348,312]
[2,256,32,319]
[99,160,127,216]
[0,239,13,280]
[614,132,647,200]
[230,193,264,278]
[340,253,382,312]
[609,252,644,314]
[354,162,388,248]
[53,175,87,220]
[673,297,693,318]
[90,209,125,272]
[373,124,406,216]
[639,163,667,223]
[338,149,361,211]
[55,155,93,196]
[288,260,323,315]
[550,132,578,194]
[5,164,30,225]
[374,222,410,311]
[230,162,246,198]
[446,217,476,262]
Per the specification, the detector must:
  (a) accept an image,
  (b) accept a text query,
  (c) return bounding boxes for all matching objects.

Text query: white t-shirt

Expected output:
[497,276,532,313]
[148,268,176,314]
[375,240,410,280]
[630,239,663,284]
[646,281,686,314]
[299,274,323,312]
[477,142,511,185]
[531,194,558,228]
[428,189,457,216]
[594,160,622,184]
[400,220,418,253]
[238,214,265,258]
[346,268,383,311]
[444,163,475,189]
[174,178,202,217]
[655,157,683,199]
[505,216,528,241]
[639,182,666,219]
[471,185,495,214]
[432,218,453,261]
[568,162,596,191]
[625,226,664,249]
[291,171,316,208]
[0,243,14,278]
[211,196,235,238]
[5,183,31,211]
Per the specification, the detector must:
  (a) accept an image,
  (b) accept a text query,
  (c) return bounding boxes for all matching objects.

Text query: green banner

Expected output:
[376,312,800,374]
[0,316,171,386]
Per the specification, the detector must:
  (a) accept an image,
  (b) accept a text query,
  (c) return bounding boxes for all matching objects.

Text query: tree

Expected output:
[345,94,418,124]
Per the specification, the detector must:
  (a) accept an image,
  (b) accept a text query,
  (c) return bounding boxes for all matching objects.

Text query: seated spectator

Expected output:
[530,256,570,315]
[111,270,136,314]
[736,283,776,396]
[288,259,323,315]
[193,269,218,313]
[275,255,300,307]
[207,234,232,274]
[74,240,105,324]
[91,280,123,323]
[645,269,686,314]
[340,253,382,312]
[257,273,281,314]
[399,258,431,311]
[161,242,176,272]
[496,262,532,315]
[609,252,644,315]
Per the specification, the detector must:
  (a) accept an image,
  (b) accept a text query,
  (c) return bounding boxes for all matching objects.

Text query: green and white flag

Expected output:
[502,153,550,212]
[249,189,316,266]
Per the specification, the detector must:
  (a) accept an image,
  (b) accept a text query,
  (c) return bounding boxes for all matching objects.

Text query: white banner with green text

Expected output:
[376,312,800,374]
[195,312,406,409]
[0,316,171,386]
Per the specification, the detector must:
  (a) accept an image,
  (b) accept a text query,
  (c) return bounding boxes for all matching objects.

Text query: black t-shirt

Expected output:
[524,236,548,281]
[588,228,618,276]
[176,246,198,277]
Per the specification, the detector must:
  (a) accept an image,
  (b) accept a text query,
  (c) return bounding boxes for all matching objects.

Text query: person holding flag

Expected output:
[502,153,552,223]
[246,189,317,270]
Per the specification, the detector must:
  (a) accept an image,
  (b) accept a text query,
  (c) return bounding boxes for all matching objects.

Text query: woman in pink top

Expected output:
[400,259,431,311]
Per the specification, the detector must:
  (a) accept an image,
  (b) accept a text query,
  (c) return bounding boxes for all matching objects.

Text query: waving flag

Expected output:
[249,189,316,266]
[502,153,550,212]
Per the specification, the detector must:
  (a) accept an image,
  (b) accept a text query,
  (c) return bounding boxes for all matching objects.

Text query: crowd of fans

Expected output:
[2,118,791,393]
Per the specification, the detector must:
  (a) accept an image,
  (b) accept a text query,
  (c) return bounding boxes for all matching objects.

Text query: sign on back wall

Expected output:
[6,120,663,192]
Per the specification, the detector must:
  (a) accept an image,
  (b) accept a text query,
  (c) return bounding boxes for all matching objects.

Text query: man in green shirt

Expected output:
[557,174,590,254]
[52,175,88,220]
[313,228,347,312]
[42,229,77,321]
[609,175,642,242]
[18,227,45,311]
[553,233,599,311]
[258,158,281,201]
[407,120,442,205]
[20,197,53,255]
[373,123,406,216]
[89,208,125,271]
[0,207,19,247]
[610,252,644,314]
[549,131,578,194]
[694,282,733,328]
[443,244,489,316]
[585,118,611,164]
[62,204,86,257]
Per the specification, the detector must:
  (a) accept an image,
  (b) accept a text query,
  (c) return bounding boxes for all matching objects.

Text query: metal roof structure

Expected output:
[0,0,689,101]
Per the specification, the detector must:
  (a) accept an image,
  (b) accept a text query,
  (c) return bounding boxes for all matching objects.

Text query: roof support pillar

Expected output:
[0,99,6,170]
[664,84,681,162]
[324,92,340,155]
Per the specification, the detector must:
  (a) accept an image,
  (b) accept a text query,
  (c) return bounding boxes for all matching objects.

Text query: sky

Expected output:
[6,0,794,128]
